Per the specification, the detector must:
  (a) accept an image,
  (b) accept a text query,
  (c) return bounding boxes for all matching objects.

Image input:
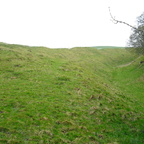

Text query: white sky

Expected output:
[0,0,143,48]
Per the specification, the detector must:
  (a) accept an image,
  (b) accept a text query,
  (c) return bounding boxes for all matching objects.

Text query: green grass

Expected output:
[0,43,144,143]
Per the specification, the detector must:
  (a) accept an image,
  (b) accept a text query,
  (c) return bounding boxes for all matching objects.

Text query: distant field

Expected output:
[92,46,126,49]
[71,46,126,49]
[0,43,144,143]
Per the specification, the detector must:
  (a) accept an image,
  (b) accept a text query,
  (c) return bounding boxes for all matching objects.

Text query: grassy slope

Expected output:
[0,43,144,143]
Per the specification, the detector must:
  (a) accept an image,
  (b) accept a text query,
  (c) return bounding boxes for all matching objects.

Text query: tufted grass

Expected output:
[0,42,144,143]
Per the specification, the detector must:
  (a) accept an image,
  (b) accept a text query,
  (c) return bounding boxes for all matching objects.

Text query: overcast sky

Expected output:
[0,0,143,48]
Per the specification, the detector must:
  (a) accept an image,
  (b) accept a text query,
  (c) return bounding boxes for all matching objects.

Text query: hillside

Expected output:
[0,43,144,143]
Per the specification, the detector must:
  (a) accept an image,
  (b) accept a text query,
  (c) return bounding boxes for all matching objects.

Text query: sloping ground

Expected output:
[117,56,142,68]
[0,43,144,143]
[112,55,144,103]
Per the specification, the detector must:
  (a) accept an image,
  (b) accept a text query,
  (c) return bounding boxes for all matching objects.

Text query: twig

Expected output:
[108,7,142,31]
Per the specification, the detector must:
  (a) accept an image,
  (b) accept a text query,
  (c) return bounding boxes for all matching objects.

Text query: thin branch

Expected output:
[108,7,138,30]
[109,7,144,50]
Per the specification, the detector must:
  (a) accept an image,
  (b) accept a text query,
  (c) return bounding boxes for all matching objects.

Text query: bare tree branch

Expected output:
[109,7,138,30]
[109,7,144,54]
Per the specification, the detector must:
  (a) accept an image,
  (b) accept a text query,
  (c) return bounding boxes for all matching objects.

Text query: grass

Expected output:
[0,42,144,143]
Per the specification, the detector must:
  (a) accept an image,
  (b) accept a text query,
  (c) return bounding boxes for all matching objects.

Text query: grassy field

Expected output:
[0,43,144,143]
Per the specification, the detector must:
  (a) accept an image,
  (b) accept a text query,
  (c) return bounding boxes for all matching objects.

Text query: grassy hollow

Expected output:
[0,42,144,143]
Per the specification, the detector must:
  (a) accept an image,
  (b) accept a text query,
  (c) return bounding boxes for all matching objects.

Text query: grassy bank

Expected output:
[0,43,144,143]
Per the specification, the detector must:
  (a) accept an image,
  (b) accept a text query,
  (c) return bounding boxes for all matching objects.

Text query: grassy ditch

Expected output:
[0,43,144,143]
